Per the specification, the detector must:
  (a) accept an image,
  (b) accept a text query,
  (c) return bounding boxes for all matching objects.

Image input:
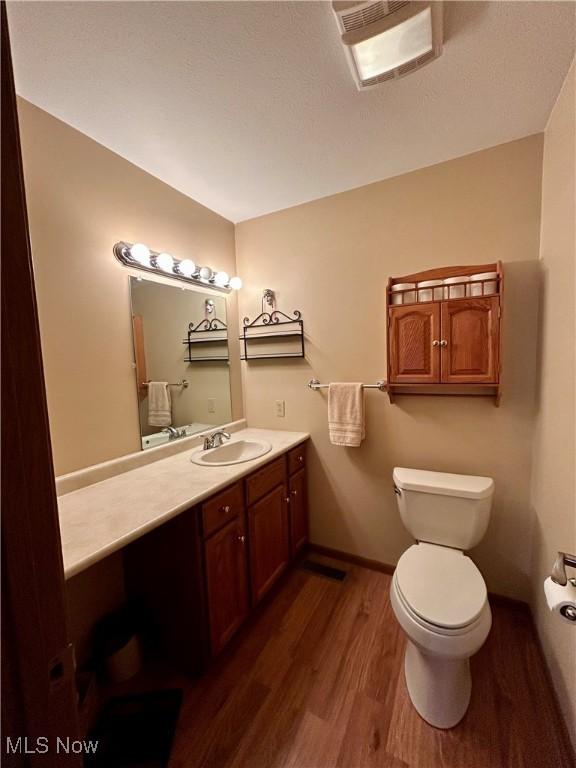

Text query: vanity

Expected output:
[58,427,309,676]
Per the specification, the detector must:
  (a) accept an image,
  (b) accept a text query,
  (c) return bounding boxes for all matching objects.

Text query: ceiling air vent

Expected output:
[332,1,443,90]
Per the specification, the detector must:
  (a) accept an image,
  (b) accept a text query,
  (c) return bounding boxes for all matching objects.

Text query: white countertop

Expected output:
[58,428,309,579]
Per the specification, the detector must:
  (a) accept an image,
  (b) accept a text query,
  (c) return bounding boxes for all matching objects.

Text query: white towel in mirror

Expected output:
[147,382,172,427]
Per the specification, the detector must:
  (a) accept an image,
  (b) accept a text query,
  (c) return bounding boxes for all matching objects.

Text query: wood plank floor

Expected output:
[164,560,573,768]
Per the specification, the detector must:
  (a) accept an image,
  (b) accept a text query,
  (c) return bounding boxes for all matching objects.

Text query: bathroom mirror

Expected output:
[130,277,232,450]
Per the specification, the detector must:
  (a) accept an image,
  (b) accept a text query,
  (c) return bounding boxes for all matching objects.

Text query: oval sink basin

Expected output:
[190,439,272,466]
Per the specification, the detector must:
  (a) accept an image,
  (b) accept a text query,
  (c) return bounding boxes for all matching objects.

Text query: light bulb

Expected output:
[129,243,150,266]
[199,266,212,280]
[178,259,196,277]
[229,276,242,290]
[155,252,174,272]
[214,271,230,287]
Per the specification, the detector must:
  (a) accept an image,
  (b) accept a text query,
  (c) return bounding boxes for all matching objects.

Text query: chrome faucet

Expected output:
[162,427,186,441]
[203,430,231,450]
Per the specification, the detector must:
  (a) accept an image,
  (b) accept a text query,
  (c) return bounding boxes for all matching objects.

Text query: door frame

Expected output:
[1,5,82,764]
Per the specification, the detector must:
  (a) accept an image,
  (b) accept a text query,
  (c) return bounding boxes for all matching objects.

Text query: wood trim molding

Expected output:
[308,542,531,612]
[1,3,82,760]
[308,543,395,575]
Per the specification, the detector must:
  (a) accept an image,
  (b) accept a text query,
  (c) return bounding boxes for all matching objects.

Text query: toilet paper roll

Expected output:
[544,577,576,624]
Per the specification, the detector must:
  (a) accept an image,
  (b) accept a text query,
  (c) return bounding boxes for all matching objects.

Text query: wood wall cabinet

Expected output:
[124,441,309,670]
[387,263,503,404]
[388,303,440,383]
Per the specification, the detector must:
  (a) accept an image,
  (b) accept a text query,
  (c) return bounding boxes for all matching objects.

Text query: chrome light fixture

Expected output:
[333,1,443,90]
[114,241,242,293]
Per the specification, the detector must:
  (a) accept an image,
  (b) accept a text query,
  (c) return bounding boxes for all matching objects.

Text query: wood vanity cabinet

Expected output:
[124,442,309,668]
[248,485,290,605]
[387,263,503,404]
[204,515,249,655]
[245,456,291,605]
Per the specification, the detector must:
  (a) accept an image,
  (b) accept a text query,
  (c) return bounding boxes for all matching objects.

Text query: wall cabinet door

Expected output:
[289,468,308,556]
[440,298,499,383]
[248,484,290,605]
[204,516,249,655]
[389,304,441,383]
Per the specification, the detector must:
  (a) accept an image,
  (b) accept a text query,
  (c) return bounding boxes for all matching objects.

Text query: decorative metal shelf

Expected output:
[241,289,304,362]
[184,300,230,363]
[240,352,304,361]
[184,356,229,363]
[238,330,303,341]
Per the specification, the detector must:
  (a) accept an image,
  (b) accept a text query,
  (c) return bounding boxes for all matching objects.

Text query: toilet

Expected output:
[390,467,494,729]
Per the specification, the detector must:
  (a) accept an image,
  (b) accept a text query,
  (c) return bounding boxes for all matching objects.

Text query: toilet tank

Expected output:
[393,467,494,550]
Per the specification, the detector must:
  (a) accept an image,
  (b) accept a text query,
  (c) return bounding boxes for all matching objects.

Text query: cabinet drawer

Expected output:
[202,482,244,538]
[288,444,306,475]
[246,457,285,506]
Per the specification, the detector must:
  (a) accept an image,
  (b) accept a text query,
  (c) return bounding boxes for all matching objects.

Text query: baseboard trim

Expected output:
[308,543,395,575]
[487,591,530,613]
[308,542,530,610]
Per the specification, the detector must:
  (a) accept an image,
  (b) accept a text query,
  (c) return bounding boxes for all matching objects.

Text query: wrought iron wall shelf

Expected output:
[241,290,304,362]
[184,356,230,363]
[183,307,229,363]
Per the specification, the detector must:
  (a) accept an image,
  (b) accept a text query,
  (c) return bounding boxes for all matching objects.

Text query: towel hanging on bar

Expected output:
[309,378,386,391]
[327,383,365,447]
[147,382,172,427]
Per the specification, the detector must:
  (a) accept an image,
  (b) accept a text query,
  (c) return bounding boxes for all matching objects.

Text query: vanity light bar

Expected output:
[113,241,242,293]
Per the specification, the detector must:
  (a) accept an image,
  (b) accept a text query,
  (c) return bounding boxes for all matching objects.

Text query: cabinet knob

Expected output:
[298,455,304,462]
[285,497,291,504]
[440,340,448,347]
[291,489,298,497]
[220,505,231,514]
[432,340,440,346]
[237,535,246,543]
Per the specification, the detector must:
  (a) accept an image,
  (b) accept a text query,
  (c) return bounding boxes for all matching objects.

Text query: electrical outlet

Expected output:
[275,400,285,418]
[208,398,216,414]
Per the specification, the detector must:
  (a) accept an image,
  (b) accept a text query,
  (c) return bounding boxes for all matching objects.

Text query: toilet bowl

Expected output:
[391,468,495,729]
[390,543,491,728]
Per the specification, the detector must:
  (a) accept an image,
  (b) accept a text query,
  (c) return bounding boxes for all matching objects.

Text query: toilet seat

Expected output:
[395,543,487,630]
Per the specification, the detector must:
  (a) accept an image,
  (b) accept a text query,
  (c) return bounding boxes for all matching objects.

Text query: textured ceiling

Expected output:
[7,1,576,222]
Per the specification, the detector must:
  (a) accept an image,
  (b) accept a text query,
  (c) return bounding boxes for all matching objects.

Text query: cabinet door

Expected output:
[289,468,308,556]
[248,484,290,605]
[204,516,249,655]
[441,298,499,383]
[389,304,441,383]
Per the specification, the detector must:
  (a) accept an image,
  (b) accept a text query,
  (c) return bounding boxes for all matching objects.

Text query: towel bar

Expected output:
[308,379,387,391]
[144,379,189,389]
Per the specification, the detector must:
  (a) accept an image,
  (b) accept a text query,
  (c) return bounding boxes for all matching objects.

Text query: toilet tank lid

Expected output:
[393,467,494,499]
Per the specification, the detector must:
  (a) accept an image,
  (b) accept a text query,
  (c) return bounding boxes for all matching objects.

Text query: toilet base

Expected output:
[404,640,471,729]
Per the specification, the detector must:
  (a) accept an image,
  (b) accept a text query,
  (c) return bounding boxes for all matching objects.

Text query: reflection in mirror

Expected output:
[130,277,232,450]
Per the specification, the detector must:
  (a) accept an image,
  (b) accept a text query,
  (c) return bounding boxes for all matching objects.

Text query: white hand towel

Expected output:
[328,383,365,447]
[147,382,172,427]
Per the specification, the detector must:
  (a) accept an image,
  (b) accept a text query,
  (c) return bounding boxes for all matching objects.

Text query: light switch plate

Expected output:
[208,398,216,413]
[275,400,285,418]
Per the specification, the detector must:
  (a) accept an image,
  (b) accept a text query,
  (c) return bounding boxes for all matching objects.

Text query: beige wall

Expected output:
[236,135,544,602]
[530,61,576,746]
[18,98,243,475]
